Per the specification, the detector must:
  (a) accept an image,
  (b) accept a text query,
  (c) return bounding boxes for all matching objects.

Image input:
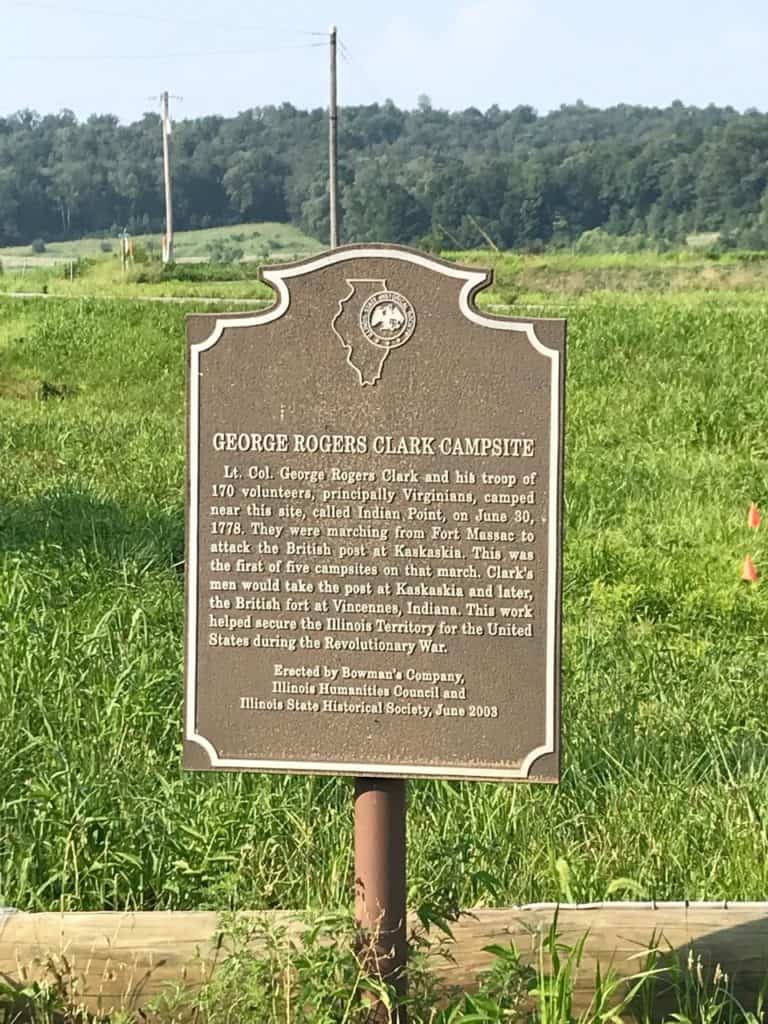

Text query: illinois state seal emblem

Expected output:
[332,278,416,385]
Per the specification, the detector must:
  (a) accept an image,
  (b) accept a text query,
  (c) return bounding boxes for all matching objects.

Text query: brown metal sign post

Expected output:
[184,245,565,1018]
[355,777,407,1017]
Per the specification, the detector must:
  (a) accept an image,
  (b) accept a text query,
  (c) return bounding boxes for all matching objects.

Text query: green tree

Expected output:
[222,151,289,222]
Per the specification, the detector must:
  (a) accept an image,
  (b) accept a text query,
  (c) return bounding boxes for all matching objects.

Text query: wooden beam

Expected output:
[2,904,767,1017]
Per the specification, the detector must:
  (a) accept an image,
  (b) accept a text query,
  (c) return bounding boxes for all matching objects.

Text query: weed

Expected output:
[5,917,764,1024]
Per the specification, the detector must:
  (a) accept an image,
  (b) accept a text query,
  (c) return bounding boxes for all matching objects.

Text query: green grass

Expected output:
[446,249,768,302]
[1,272,768,915]
[0,258,275,301]
[139,221,324,260]
[5,245,768,303]
[0,221,324,262]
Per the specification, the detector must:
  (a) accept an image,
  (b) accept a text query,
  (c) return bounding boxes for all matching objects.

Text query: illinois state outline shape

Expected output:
[332,278,416,386]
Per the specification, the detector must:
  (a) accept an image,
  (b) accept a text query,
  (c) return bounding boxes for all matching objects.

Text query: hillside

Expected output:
[0,221,323,263]
[2,101,768,252]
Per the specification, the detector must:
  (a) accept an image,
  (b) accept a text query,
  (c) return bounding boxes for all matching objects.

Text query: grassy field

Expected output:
[450,249,768,303]
[1,257,768,919]
[0,257,276,301]
[5,244,768,304]
[0,221,324,263]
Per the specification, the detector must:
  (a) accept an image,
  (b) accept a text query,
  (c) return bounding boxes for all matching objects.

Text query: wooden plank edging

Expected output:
[1,903,767,1015]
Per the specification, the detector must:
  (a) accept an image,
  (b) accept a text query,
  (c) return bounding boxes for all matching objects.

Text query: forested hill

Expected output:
[2,99,768,250]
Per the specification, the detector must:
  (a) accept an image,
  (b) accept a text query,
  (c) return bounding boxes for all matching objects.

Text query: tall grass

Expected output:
[1,289,767,914]
[7,245,768,303]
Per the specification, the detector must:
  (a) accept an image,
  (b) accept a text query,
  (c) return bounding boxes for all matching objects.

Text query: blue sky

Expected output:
[2,0,766,122]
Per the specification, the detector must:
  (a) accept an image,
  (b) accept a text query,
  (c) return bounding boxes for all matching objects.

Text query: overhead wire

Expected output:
[4,43,327,62]
[5,2,327,63]
[6,0,325,38]
[335,35,390,104]
[5,2,329,67]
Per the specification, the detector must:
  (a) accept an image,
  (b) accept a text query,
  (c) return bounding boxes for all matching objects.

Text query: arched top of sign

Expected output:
[192,245,560,364]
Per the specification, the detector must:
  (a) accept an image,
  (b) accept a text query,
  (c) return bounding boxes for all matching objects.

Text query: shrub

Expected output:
[574,228,651,255]
[132,261,264,284]
[31,238,46,254]
[131,244,155,265]
[206,240,245,264]
[99,240,113,253]
[418,231,444,253]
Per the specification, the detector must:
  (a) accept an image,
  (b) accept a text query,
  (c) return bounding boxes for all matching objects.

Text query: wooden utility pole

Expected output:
[328,25,339,248]
[161,91,174,264]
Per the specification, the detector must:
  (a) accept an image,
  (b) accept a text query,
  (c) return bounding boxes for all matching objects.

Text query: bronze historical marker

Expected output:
[184,245,565,782]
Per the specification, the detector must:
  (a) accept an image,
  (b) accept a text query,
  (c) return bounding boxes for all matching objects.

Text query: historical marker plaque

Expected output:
[184,246,565,782]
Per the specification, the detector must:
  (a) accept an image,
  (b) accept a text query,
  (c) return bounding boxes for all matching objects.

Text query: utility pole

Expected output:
[161,90,174,264]
[328,25,339,249]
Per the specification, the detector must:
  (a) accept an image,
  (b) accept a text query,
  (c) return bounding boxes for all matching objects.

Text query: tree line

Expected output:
[2,98,768,250]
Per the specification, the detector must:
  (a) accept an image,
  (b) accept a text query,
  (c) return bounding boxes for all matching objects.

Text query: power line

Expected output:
[7,0,324,37]
[4,43,326,62]
[335,36,390,103]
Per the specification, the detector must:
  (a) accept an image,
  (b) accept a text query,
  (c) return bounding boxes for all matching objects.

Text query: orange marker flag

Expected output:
[741,555,759,583]
[748,502,762,529]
